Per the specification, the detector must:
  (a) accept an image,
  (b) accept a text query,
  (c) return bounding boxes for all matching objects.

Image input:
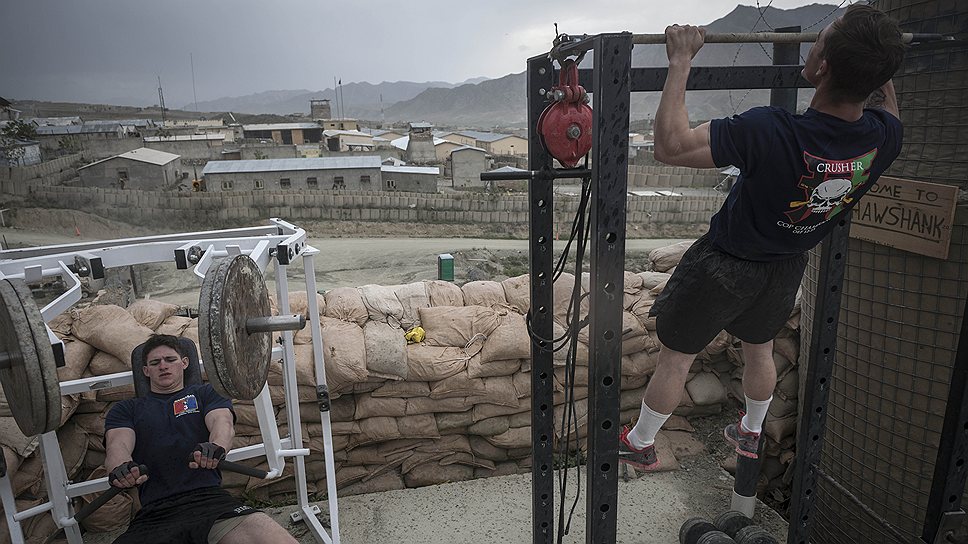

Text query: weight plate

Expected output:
[199,255,271,400]
[697,530,737,544]
[680,517,718,544]
[735,526,779,544]
[715,511,753,538]
[0,279,60,435]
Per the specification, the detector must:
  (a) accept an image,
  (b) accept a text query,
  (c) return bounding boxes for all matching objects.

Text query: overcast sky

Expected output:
[2,0,836,107]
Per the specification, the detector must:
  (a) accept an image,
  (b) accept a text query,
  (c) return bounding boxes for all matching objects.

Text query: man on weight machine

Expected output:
[104,334,297,544]
[619,5,904,470]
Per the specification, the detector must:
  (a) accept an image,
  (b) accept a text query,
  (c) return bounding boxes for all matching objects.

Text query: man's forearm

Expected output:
[654,60,693,161]
[866,80,899,119]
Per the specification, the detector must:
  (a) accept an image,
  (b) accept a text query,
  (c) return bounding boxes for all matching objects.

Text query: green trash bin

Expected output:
[437,253,454,282]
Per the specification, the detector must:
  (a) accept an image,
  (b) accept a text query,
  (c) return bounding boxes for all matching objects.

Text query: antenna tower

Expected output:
[157,76,167,124]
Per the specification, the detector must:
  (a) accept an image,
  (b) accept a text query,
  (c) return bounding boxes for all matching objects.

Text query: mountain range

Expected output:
[188,4,845,127]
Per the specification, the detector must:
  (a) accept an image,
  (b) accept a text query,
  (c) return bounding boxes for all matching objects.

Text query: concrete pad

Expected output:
[297,468,786,544]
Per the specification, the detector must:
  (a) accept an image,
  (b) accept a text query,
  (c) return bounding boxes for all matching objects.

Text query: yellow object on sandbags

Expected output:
[405,326,426,344]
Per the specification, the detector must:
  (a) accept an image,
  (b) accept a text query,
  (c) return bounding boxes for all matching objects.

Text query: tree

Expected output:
[0,120,38,165]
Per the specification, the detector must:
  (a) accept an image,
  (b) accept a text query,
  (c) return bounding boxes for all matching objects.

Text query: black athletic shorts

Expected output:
[112,486,257,544]
[649,234,807,354]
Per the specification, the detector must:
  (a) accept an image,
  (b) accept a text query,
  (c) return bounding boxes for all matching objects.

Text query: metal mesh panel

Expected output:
[803,211,968,544]
[801,2,968,541]
[881,0,968,189]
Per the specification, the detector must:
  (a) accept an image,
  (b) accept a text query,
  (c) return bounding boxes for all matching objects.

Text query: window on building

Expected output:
[280,178,292,189]
[360,175,371,185]
[221,180,234,190]
[254,179,264,190]
[332,176,345,190]
[117,169,128,182]
[307,176,318,188]
[386,179,396,189]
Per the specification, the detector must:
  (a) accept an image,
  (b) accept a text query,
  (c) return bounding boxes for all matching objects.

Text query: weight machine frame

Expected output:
[0,219,340,544]
[521,31,968,544]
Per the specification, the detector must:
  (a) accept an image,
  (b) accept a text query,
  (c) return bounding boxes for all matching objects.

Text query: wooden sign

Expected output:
[851,176,959,260]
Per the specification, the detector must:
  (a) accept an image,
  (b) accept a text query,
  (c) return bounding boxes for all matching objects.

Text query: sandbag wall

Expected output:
[0,241,801,542]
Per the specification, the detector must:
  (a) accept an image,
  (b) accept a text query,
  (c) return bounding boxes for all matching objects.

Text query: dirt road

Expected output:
[1,221,688,307]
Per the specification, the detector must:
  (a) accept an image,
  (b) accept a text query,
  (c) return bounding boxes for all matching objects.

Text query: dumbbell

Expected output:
[679,517,736,544]
[734,525,779,544]
[715,510,753,538]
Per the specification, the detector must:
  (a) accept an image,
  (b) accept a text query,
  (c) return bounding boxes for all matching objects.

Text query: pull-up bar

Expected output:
[630,31,950,44]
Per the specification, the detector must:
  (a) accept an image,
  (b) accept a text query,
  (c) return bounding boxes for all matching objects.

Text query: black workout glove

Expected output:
[195,442,226,462]
[108,461,140,487]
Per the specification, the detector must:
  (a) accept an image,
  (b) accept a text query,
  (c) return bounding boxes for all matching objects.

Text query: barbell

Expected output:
[0,254,305,436]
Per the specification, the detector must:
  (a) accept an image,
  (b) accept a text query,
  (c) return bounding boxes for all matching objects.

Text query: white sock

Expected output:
[627,401,671,449]
[741,395,772,434]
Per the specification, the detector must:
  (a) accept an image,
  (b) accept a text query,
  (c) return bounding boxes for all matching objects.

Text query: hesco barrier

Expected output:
[25,185,725,231]
[802,1,968,542]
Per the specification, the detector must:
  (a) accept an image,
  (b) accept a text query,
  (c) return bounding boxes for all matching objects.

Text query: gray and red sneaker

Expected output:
[724,416,761,459]
[618,426,659,471]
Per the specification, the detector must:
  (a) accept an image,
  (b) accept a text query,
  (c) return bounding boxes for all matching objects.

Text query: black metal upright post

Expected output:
[585,32,631,544]
[788,216,852,544]
[921,294,968,543]
[527,52,557,544]
[771,26,801,113]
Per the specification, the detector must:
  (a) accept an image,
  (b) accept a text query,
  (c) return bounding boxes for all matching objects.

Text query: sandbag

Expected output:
[323,287,368,326]
[89,351,129,375]
[395,282,430,330]
[57,338,97,382]
[318,317,369,393]
[371,380,431,398]
[155,315,194,336]
[71,304,154,362]
[271,291,326,318]
[419,306,501,348]
[466,357,522,379]
[48,311,73,337]
[425,280,464,307]
[480,311,531,363]
[637,271,671,290]
[501,275,530,314]
[363,321,408,380]
[406,344,470,382]
[461,281,508,308]
[685,372,727,406]
[403,461,474,487]
[650,241,693,272]
[360,284,406,327]
[126,299,179,330]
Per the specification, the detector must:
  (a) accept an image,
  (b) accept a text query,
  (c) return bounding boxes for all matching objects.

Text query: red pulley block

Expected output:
[536,60,592,168]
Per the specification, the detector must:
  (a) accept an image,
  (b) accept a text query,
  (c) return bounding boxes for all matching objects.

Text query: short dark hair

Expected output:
[142,334,188,366]
[823,4,905,102]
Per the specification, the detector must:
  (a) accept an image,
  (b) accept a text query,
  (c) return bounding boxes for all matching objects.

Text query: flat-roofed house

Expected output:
[381,165,438,193]
[242,123,323,145]
[78,147,181,190]
[201,156,382,192]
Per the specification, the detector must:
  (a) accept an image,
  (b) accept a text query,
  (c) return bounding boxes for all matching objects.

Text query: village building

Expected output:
[380,165,439,193]
[77,147,181,190]
[201,156,382,192]
[242,123,323,145]
[449,145,489,188]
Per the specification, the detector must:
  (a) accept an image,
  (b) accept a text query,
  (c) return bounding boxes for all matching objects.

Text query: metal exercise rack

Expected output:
[0,219,341,544]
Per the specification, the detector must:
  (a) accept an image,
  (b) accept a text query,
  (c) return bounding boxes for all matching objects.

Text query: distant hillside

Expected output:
[187,80,463,118]
[385,3,844,127]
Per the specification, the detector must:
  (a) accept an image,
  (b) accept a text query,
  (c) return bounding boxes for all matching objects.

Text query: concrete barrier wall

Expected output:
[627,164,723,188]
[27,185,724,229]
[0,154,84,195]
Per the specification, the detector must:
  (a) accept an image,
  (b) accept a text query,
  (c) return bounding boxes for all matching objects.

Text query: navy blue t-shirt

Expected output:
[708,106,903,261]
[104,383,233,506]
